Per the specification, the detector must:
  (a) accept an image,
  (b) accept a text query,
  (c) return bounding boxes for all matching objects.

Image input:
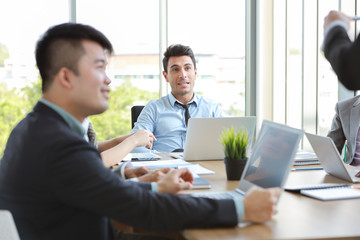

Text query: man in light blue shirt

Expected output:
[132,44,223,152]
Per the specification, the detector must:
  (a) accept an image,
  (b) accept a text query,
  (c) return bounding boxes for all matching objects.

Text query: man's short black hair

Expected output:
[35,23,113,92]
[162,44,196,73]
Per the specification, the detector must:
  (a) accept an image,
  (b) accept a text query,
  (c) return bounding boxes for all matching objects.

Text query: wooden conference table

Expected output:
[182,160,360,240]
[117,156,360,240]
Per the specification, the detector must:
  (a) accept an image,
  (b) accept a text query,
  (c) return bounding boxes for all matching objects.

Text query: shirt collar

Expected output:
[39,98,86,138]
[168,92,199,107]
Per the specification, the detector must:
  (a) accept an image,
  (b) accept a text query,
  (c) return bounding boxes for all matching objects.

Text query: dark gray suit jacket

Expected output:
[323,25,360,90]
[327,95,360,164]
[0,102,237,240]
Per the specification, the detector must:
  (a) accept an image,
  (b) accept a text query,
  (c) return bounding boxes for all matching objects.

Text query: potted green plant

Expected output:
[220,127,249,180]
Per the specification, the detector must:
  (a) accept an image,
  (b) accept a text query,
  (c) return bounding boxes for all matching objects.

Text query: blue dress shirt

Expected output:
[131,93,224,152]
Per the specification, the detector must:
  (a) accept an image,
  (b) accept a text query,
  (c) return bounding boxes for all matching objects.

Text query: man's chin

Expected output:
[174,89,192,96]
[89,105,108,116]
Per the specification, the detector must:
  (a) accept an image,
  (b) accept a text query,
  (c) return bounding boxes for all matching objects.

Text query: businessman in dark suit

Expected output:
[0,23,280,240]
[323,10,360,90]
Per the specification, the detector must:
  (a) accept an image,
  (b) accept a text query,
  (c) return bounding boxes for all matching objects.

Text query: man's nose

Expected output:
[179,68,188,79]
[105,74,111,85]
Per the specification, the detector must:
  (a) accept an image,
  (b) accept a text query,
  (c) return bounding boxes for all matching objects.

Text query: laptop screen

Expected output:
[239,120,304,191]
[184,117,257,161]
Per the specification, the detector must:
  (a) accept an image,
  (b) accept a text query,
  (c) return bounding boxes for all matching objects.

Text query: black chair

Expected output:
[131,105,144,129]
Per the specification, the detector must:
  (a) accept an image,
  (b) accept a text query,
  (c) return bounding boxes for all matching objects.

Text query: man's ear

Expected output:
[162,71,169,83]
[57,67,74,89]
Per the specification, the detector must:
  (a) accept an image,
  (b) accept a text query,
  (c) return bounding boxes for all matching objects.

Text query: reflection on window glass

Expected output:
[244,122,300,188]
[286,0,303,130]
[168,0,246,116]
[317,0,339,136]
[76,0,160,139]
[0,0,68,156]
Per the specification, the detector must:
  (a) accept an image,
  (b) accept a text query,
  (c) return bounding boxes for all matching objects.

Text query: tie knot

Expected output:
[176,102,189,109]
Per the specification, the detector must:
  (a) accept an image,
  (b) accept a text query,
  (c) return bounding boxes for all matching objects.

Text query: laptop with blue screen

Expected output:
[192,120,304,200]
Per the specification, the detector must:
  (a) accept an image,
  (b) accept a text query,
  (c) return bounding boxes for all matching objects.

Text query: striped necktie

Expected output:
[176,102,191,126]
[87,122,97,146]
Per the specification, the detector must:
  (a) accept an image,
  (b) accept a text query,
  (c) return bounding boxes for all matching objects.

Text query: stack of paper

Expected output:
[294,150,320,166]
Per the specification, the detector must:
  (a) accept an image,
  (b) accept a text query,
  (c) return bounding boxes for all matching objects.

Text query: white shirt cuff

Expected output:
[120,161,133,179]
[151,182,158,192]
[233,197,244,222]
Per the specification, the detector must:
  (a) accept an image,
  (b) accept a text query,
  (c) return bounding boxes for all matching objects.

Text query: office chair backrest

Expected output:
[0,210,20,240]
[131,105,144,129]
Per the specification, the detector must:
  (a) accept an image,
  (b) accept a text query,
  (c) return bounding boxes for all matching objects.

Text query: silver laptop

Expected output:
[171,117,257,161]
[192,120,304,199]
[305,132,360,183]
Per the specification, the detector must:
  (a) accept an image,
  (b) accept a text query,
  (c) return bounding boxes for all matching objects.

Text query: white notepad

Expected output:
[301,187,360,201]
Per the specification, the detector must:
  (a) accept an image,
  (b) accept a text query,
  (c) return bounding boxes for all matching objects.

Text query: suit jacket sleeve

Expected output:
[327,102,346,155]
[323,25,360,90]
[49,141,237,232]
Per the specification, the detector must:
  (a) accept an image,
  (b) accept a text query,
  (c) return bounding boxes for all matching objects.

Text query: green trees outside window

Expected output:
[0,78,157,157]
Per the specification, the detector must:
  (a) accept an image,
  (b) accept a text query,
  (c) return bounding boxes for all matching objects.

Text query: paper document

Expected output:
[131,159,191,168]
[177,164,215,175]
[123,152,161,161]
[131,159,215,175]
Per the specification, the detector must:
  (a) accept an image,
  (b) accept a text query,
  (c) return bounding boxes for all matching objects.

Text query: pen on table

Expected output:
[292,167,323,171]
[344,140,347,163]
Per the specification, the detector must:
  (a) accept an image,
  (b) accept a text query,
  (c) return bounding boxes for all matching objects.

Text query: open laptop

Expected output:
[192,120,304,199]
[305,132,360,183]
[171,117,257,161]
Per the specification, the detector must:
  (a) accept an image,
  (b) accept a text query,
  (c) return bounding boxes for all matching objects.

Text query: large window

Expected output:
[76,0,160,140]
[267,0,358,149]
[168,0,246,116]
[2,0,355,156]
[0,0,246,156]
[77,0,160,94]
[0,0,68,154]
